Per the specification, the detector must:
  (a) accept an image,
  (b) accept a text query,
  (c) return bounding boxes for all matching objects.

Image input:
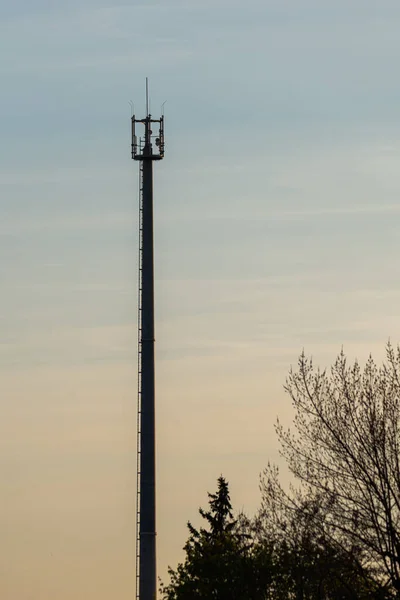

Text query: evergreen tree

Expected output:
[160,476,268,600]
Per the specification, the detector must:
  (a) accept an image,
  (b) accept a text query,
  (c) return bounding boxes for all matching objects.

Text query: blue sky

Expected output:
[2,1,400,598]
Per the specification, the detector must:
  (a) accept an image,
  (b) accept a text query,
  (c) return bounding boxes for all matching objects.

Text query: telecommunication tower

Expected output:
[131,80,165,600]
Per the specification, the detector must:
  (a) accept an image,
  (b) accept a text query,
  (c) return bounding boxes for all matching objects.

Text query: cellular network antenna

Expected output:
[131,79,165,600]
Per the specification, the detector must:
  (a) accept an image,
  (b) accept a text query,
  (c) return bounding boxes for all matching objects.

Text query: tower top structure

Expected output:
[131,113,165,160]
[131,78,165,161]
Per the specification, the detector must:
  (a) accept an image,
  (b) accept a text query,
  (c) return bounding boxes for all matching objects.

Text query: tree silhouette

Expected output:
[255,489,390,599]
[261,343,400,598]
[160,476,269,600]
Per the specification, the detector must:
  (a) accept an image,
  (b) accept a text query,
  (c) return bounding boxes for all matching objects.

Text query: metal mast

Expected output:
[131,81,165,600]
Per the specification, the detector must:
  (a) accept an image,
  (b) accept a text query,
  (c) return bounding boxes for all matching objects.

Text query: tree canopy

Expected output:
[162,344,400,599]
[160,475,264,600]
[261,343,400,598]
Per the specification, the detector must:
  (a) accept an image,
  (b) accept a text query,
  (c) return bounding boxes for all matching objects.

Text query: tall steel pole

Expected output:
[139,133,156,600]
[131,92,165,600]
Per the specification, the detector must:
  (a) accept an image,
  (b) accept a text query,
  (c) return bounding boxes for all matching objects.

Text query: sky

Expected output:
[2,0,400,598]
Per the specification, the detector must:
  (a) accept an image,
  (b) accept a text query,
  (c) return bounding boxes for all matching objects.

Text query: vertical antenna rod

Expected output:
[131,82,165,600]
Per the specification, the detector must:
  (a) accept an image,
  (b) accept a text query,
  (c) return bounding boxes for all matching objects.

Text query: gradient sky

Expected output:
[2,1,400,598]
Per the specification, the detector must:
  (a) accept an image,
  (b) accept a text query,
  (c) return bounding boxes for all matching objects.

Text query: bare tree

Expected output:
[260,344,400,597]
